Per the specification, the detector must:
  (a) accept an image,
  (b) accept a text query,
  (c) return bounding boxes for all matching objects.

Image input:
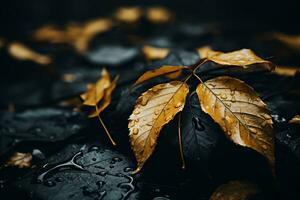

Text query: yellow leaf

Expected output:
[196,47,274,70]
[114,7,142,23]
[196,76,274,172]
[88,75,119,117]
[145,7,172,24]
[271,32,300,51]
[210,180,259,200]
[142,45,170,61]
[80,68,111,106]
[289,115,300,124]
[8,42,52,65]
[272,66,300,76]
[129,81,189,173]
[134,65,187,86]
[6,152,32,168]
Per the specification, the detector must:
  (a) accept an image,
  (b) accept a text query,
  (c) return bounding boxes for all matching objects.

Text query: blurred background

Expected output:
[1,0,299,38]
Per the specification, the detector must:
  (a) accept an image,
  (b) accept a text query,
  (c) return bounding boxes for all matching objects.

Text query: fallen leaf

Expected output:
[271,32,300,51]
[129,81,189,173]
[210,180,259,200]
[134,65,187,86]
[289,115,300,124]
[8,42,52,65]
[80,68,111,106]
[142,45,170,61]
[62,73,77,83]
[196,76,274,172]
[114,7,142,23]
[145,7,172,24]
[197,47,274,70]
[6,152,32,168]
[272,66,300,76]
[88,75,119,117]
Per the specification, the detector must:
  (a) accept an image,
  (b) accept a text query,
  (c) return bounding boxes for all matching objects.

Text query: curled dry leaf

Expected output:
[289,115,300,124]
[210,180,259,200]
[196,76,274,172]
[129,81,189,173]
[145,7,172,24]
[8,42,52,65]
[197,47,274,70]
[114,7,142,23]
[142,45,170,61]
[134,65,188,86]
[88,75,119,117]
[6,152,32,168]
[272,66,300,76]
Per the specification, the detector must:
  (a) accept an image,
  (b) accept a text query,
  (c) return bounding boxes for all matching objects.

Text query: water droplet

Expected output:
[134,109,140,115]
[165,115,172,121]
[112,157,122,162]
[140,97,149,106]
[124,167,133,172]
[97,171,107,176]
[92,158,97,161]
[192,117,205,131]
[96,181,105,187]
[262,144,268,150]
[128,120,135,128]
[220,93,227,99]
[44,180,56,187]
[132,128,139,135]
[154,109,160,115]
[175,102,183,108]
[88,146,99,152]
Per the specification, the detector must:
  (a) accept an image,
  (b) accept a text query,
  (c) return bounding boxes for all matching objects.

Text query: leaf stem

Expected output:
[95,105,117,146]
[178,113,186,170]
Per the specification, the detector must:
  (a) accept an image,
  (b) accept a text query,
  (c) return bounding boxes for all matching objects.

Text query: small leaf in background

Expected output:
[129,81,189,173]
[62,73,77,83]
[272,66,300,76]
[271,32,300,51]
[6,152,32,168]
[134,65,187,86]
[196,76,274,172]
[33,18,113,54]
[142,45,170,61]
[8,42,52,65]
[145,7,172,24]
[197,47,274,70]
[210,180,260,200]
[114,7,142,24]
[289,115,300,124]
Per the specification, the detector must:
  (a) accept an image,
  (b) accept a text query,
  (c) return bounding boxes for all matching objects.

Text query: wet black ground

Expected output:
[1,2,300,200]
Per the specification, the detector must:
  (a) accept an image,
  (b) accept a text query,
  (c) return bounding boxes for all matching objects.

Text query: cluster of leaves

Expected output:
[128,48,276,174]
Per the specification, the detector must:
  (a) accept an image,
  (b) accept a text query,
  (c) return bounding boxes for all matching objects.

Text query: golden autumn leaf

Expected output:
[6,152,32,168]
[114,7,142,23]
[197,47,274,70]
[196,76,274,172]
[210,180,259,200]
[134,65,188,86]
[145,7,172,24]
[289,115,300,124]
[81,69,111,106]
[272,66,300,76]
[88,75,119,118]
[80,68,118,145]
[8,42,52,65]
[129,81,189,173]
[142,45,170,61]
